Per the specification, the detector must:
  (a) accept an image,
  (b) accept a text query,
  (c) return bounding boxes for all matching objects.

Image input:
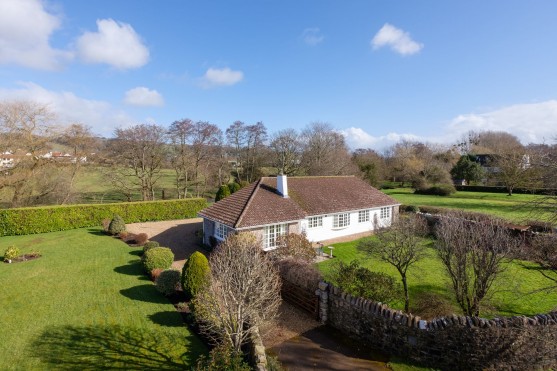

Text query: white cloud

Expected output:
[340,127,421,150]
[446,100,557,144]
[76,19,149,69]
[371,23,423,56]
[341,100,557,151]
[200,67,244,88]
[301,28,324,46]
[124,87,164,107]
[0,82,132,136]
[0,0,73,70]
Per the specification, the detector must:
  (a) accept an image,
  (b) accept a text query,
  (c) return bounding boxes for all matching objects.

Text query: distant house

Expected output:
[198,175,400,250]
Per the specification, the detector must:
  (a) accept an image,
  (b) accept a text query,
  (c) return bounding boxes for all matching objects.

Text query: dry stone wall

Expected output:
[320,283,557,370]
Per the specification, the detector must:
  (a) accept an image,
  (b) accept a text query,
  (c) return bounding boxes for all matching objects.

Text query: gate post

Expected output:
[316,281,329,324]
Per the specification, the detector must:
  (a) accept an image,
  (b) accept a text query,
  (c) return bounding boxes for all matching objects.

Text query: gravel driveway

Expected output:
[126,218,205,270]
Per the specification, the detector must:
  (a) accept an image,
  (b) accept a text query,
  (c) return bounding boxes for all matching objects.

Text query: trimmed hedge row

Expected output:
[0,198,207,236]
[455,185,557,195]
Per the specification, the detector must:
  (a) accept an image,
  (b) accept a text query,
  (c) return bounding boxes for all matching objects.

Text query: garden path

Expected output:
[126,218,204,270]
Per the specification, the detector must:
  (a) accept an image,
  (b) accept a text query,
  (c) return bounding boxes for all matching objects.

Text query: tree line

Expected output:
[1,100,556,208]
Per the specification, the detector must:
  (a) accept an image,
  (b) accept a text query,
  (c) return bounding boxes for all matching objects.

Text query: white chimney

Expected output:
[277,174,288,198]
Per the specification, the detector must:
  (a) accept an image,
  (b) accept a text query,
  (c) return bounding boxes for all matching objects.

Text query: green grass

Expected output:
[383,188,553,224]
[0,228,207,370]
[318,237,557,318]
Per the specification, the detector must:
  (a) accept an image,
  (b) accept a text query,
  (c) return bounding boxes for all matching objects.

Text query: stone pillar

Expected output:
[316,281,329,324]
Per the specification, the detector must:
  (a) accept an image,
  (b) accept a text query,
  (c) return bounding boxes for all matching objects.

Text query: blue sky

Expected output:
[1,0,556,149]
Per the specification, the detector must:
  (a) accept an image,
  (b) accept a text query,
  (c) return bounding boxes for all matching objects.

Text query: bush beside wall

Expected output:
[0,198,207,236]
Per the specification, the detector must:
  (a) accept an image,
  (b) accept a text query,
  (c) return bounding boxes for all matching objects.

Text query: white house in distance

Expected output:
[198,175,400,250]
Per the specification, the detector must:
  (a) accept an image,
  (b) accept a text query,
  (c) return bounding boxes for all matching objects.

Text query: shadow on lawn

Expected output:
[148,311,185,327]
[29,324,202,370]
[120,284,168,304]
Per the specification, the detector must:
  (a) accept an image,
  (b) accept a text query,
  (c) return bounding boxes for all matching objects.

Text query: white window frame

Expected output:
[215,222,230,240]
[264,223,288,251]
[307,216,323,229]
[380,207,391,220]
[358,210,370,223]
[333,213,350,229]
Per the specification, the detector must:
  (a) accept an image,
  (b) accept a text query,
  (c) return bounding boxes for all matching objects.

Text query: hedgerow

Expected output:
[0,198,207,237]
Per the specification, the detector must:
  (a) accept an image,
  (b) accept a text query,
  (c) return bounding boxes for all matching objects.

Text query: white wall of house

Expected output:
[302,206,396,243]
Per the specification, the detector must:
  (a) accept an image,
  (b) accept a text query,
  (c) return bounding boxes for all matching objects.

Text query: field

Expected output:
[0,228,206,370]
[383,187,554,224]
[318,238,557,319]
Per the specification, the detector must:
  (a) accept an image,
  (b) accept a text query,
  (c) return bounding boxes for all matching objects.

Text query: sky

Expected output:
[1,0,556,150]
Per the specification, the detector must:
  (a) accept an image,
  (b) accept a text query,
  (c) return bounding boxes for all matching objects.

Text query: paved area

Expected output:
[267,303,390,371]
[126,218,205,270]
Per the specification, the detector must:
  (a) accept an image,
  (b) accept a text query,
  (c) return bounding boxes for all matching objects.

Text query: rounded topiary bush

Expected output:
[142,247,174,273]
[155,269,181,296]
[143,241,160,254]
[3,246,20,261]
[182,251,210,299]
[108,215,126,236]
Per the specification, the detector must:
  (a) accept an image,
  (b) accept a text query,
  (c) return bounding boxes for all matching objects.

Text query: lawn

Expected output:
[318,237,557,318]
[383,188,554,224]
[0,228,206,370]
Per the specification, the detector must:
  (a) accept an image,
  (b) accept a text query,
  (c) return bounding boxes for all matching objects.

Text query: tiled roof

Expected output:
[198,176,400,229]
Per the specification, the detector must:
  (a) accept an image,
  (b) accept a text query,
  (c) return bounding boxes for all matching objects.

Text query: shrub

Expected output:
[239,180,250,188]
[276,257,323,291]
[327,260,401,304]
[227,182,241,194]
[273,233,316,263]
[143,240,160,254]
[150,268,164,281]
[118,231,130,241]
[412,292,455,320]
[142,247,174,273]
[101,218,111,232]
[414,184,456,196]
[193,343,250,371]
[155,269,181,296]
[182,251,210,299]
[403,205,420,213]
[215,185,231,202]
[3,246,20,261]
[0,198,207,237]
[108,215,126,236]
[135,233,149,246]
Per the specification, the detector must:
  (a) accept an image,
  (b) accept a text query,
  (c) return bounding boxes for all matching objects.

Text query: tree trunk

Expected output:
[402,275,410,313]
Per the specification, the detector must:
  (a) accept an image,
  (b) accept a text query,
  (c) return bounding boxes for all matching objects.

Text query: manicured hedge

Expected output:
[0,198,207,236]
[455,185,557,195]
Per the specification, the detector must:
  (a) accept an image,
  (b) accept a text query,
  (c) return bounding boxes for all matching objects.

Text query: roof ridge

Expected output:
[234,178,262,228]
[287,175,355,179]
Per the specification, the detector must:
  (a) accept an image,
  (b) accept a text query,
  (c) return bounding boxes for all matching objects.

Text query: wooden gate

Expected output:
[281,280,319,319]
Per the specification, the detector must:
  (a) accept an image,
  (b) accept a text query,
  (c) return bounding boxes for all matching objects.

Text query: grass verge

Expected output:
[0,228,206,370]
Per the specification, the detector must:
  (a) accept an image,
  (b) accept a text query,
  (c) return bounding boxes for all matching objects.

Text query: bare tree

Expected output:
[59,123,98,204]
[168,119,194,198]
[300,122,355,175]
[269,128,302,175]
[434,211,520,316]
[225,121,267,182]
[0,100,64,206]
[358,214,428,312]
[111,124,167,201]
[193,233,281,352]
[189,121,222,197]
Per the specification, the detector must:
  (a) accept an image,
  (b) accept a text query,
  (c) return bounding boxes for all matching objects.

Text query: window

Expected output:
[264,224,287,250]
[215,222,230,240]
[308,216,323,228]
[380,207,391,219]
[333,213,350,228]
[358,210,370,223]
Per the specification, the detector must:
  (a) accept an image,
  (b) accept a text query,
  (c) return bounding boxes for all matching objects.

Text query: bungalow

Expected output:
[198,175,400,250]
